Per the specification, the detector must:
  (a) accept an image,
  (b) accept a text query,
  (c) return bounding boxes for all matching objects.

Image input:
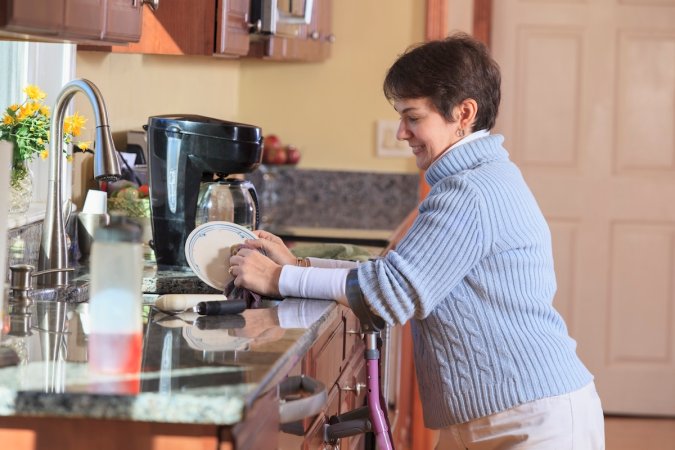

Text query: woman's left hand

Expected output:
[229,246,283,298]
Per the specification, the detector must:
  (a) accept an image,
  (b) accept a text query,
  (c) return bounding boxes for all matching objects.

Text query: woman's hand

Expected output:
[245,230,297,266]
[229,247,283,298]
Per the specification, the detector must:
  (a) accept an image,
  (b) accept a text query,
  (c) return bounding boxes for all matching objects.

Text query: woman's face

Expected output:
[394,97,461,170]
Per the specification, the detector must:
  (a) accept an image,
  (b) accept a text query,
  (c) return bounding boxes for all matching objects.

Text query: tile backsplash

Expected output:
[248,166,420,230]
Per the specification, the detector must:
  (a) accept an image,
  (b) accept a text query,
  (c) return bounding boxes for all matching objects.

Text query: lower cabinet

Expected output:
[279,306,369,450]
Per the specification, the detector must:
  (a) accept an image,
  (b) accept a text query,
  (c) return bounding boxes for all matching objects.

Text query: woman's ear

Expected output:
[457,98,478,130]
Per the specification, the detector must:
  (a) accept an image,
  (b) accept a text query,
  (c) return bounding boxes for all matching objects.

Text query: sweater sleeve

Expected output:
[307,258,359,269]
[357,177,486,325]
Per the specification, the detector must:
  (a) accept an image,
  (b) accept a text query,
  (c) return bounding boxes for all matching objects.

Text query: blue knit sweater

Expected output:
[357,134,592,427]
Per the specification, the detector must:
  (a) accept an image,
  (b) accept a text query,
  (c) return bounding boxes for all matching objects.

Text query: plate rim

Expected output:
[185,221,257,290]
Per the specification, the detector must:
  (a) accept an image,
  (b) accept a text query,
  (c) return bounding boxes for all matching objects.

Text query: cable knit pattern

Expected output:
[357,135,592,427]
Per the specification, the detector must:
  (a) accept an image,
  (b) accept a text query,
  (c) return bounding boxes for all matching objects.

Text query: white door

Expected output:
[491,0,675,415]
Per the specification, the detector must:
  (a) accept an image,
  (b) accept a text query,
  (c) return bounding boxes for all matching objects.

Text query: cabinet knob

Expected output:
[249,19,263,33]
[142,0,159,11]
[310,31,320,40]
[326,34,336,44]
[339,382,366,397]
[346,329,363,339]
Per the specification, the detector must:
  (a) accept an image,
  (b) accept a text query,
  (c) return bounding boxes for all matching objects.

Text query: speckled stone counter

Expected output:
[39,264,221,302]
[140,265,221,294]
[0,296,338,426]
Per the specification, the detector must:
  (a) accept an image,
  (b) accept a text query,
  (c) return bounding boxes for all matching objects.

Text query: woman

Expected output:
[229,33,605,449]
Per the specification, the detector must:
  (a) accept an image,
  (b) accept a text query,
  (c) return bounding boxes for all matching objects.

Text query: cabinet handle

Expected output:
[142,0,159,11]
[339,382,366,397]
[278,375,327,424]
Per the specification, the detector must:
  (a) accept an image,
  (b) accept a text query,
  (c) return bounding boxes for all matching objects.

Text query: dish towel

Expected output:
[291,243,373,262]
[223,280,263,309]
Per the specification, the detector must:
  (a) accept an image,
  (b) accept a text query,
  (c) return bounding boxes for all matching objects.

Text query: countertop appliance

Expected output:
[146,115,262,268]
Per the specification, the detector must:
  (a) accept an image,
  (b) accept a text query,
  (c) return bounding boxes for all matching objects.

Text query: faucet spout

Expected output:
[37,79,121,287]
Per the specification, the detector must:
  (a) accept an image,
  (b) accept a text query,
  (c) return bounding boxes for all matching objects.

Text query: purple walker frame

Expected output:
[324,329,394,450]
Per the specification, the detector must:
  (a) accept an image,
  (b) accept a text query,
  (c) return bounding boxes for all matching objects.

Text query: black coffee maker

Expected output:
[146,115,262,268]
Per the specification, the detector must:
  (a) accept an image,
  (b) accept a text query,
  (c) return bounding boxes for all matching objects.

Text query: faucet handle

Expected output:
[9,264,74,296]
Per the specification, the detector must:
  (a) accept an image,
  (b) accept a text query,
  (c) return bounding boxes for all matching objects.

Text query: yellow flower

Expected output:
[18,102,38,121]
[77,141,91,151]
[1,84,94,169]
[24,85,46,101]
[66,155,73,163]
[64,112,87,137]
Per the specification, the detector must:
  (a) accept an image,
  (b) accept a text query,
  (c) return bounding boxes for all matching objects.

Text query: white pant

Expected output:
[433,382,605,450]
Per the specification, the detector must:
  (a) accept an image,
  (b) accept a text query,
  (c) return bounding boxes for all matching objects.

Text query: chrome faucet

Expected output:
[37,79,121,287]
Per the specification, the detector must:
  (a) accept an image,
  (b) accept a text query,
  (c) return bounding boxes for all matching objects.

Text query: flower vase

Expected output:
[9,164,33,215]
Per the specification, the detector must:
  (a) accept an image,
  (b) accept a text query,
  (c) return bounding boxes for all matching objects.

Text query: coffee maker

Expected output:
[146,115,262,268]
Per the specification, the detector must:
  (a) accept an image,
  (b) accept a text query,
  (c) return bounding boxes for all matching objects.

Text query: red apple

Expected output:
[267,146,288,165]
[263,134,283,164]
[285,145,301,165]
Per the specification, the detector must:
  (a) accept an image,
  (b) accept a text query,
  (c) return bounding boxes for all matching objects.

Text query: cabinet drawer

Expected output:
[308,318,345,390]
[303,383,340,450]
[344,309,362,362]
[338,351,367,414]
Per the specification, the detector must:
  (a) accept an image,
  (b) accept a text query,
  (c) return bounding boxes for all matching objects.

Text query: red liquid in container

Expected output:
[89,332,142,374]
[88,332,142,394]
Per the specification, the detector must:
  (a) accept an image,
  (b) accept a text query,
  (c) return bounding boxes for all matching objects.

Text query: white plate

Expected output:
[185,221,256,291]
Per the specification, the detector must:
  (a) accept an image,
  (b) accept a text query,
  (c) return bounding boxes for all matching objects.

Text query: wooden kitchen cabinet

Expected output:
[82,0,248,57]
[248,0,333,62]
[81,0,333,61]
[215,0,251,57]
[278,305,371,449]
[102,0,144,42]
[0,0,142,43]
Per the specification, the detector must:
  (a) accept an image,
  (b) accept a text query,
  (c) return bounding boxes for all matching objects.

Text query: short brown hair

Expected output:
[383,32,501,131]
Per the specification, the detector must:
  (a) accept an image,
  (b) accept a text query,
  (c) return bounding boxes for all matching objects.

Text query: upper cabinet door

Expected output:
[0,0,66,35]
[64,0,106,40]
[104,0,143,42]
[215,0,250,57]
[0,0,142,43]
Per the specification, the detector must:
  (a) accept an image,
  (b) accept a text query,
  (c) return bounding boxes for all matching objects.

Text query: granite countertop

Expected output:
[0,269,339,426]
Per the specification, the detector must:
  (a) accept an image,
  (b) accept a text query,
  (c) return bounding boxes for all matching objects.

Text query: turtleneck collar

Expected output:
[424,134,509,186]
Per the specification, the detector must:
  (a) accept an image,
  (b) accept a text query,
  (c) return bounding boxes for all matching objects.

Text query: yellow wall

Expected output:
[75,52,241,143]
[75,0,424,174]
[238,0,424,173]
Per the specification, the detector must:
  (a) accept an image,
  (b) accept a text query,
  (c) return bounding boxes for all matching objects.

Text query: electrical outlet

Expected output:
[376,119,410,157]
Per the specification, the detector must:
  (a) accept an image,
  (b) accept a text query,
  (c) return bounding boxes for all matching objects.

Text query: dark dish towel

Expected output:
[224,280,263,309]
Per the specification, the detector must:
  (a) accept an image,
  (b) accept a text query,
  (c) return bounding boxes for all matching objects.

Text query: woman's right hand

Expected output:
[245,230,297,266]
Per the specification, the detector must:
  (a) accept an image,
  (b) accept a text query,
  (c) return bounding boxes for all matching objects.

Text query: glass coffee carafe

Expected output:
[195,178,259,230]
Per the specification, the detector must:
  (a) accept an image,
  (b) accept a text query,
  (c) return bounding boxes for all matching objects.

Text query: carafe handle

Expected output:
[248,184,260,230]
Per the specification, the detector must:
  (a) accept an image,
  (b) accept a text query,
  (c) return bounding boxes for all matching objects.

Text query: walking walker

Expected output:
[324,298,394,450]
